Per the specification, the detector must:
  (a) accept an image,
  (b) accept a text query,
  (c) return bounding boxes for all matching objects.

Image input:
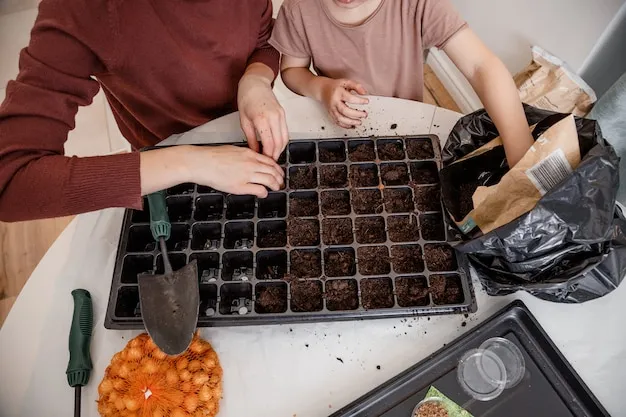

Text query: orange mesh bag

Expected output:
[97,333,222,417]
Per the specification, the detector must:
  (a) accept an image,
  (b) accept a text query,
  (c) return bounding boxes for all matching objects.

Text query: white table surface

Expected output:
[1,96,625,417]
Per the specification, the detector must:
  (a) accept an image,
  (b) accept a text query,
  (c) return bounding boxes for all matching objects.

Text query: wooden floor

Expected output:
[0,66,460,327]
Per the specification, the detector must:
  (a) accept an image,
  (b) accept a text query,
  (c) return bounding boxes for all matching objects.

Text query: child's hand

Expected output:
[320,79,369,128]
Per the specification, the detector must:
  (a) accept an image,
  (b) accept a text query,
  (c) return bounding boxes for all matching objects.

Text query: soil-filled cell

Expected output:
[348,140,376,162]
[289,165,318,190]
[351,189,383,215]
[325,279,359,311]
[391,245,424,274]
[319,141,346,163]
[413,185,441,212]
[289,192,319,217]
[430,274,464,305]
[381,163,410,186]
[406,138,435,160]
[387,215,420,242]
[290,249,322,278]
[322,218,354,245]
[349,164,379,187]
[288,218,320,247]
[320,165,348,188]
[324,248,356,277]
[420,214,446,241]
[361,277,394,309]
[357,246,391,276]
[424,244,458,272]
[321,190,351,216]
[409,161,439,184]
[255,282,288,314]
[383,188,414,213]
[355,216,386,244]
[396,276,429,307]
[290,280,323,312]
[377,139,405,161]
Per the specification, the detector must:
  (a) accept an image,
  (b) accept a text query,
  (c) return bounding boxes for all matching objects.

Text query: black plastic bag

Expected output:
[442,105,625,302]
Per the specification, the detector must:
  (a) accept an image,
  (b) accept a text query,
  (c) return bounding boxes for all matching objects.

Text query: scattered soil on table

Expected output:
[361,278,394,309]
[349,143,376,161]
[324,250,356,277]
[383,188,414,213]
[421,215,445,241]
[321,191,351,215]
[355,216,386,244]
[322,218,353,245]
[257,228,287,248]
[396,276,429,307]
[406,139,435,160]
[290,280,323,312]
[391,245,424,274]
[352,189,383,214]
[320,165,348,188]
[390,123,398,130]
[387,215,420,242]
[357,246,391,276]
[289,166,317,189]
[410,162,439,184]
[413,185,441,212]
[414,401,449,417]
[430,274,464,305]
[377,142,405,161]
[424,244,457,271]
[289,194,319,217]
[325,279,359,311]
[319,147,345,163]
[381,164,409,186]
[349,164,379,188]
[457,181,479,219]
[290,250,322,278]
[288,218,320,247]
[255,285,288,314]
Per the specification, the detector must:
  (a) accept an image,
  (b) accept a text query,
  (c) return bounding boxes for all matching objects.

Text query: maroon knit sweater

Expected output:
[0,0,279,222]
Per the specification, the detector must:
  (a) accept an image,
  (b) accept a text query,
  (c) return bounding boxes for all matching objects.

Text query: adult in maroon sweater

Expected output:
[0,0,288,222]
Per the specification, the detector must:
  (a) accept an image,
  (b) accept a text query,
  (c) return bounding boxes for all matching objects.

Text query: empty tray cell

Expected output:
[115,286,140,318]
[420,213,445,241]
[256,250,288,280]
[349,163,379,188]
[391,244,424,274]
[224,221,255,250]
[277,150,287,165]
[219,282,253,315]
[320,165,348,188]
[355,216,386,244]
[197,185,216,194]
[322,218,353,245]
[289,141,316,164]
[190,253,220,283]
[191,222,222,250]
[167,182,195,196]
[326,279,359,311]
[288,218,320,247]
[430,274,464,305]
[258,192,287,218]
[166,196,193,222]
[289,165,318,190]
[409,161,439,184]
[413,185,441,212]
[425,243,458,272]
[257,220,287,248]
[290,249,322,278]
[361,277,394,309]
[387,215,420,242]
[194,195,224,221]
[396,276,429,307]
[381,163,410,186]
[121,254,154,283]
[155,252,187,274]
[162,224,190,251]
[131,197,150,223]
[324,247,356,277]
[127,225,156,252]
[321,190,351,216]
[289,191,319,217]
[290,280,323,312]
[348,139,376,162]
[377,139,405,161]
[319,141,346,163]
[226,195,255,220]
[199,284,218,317]
[383,187,414,213]
[357,246,391,276]
[351,189,383,215]
[222,251,254,281]
[406,138,435,160]
[255,282,288,314]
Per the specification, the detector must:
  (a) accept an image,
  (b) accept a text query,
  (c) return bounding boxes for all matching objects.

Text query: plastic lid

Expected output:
[457,349,507,401]
[480,337,526,389]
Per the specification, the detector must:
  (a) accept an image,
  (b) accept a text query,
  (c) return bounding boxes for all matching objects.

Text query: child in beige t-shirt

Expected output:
[270,0,533,166]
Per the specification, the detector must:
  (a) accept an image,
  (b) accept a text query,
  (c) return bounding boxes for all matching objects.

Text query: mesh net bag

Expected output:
[97,333,222,417]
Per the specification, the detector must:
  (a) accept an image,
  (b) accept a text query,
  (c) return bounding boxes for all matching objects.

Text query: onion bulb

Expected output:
[198,385,212,402]
[99,379,113,395]
[165,368,179,385]
[170,408,189,417]
[188,360,202,372]
[179,369,192,382]
[123,396,141,412]
[192,372,209,386]
[115,398,126,411]
[142,359,159,374]
[176,357,188,371]
[180,381,193,393]
[183,395,199,413]
[127,347,143,361]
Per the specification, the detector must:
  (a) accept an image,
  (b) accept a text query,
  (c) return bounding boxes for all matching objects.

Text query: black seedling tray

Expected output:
[330,300,609,417]
[105,136,476,329]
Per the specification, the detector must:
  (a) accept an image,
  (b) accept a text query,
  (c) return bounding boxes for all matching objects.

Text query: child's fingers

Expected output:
[342,91,369,105]
[334,112,362,127]
[337,102,367,120]
[342,80,367,96]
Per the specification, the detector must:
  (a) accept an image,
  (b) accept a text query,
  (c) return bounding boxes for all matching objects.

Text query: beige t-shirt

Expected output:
[270,0,467,101]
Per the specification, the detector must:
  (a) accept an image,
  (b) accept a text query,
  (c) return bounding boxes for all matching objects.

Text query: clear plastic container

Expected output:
[457,348,507,401]
[480,337,526,389]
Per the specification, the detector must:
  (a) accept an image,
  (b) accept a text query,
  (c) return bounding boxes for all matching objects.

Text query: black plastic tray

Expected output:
[330,300,609,417]
[104,136,476,329]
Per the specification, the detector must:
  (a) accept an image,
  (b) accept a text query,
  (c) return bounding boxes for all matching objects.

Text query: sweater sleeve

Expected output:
[246,0,281,78]
[0,0,142,222]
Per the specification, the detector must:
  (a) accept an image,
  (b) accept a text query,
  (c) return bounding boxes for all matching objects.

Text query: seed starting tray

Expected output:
[105,136,476,329]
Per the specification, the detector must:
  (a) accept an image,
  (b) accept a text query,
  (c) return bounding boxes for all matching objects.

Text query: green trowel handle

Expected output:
[66,289,93,387]
[147,190,170,241]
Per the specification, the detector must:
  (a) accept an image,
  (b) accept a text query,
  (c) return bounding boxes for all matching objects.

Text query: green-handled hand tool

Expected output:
[66,289,93,417]
[138,190,199,356]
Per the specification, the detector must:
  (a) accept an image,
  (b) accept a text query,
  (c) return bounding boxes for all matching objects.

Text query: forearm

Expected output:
[140,146,192,195]
[281,67,330,101]
[243,62,275,84]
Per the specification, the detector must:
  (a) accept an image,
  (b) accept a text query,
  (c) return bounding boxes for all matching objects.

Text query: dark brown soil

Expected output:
[289,166,317,189]
[319,147,345,163]
[361,278,394,309]
[381,164,409,186]
[357,246,391,276]
[391,245,424,274]
[255,285,288,314]
[355,216,386,244]
[322,218,353,245]
[321,190,351,215]
[410,162,439,184]
[349,143,376,161]
[421,215,445,241]
[352,189,383,214]
[257,229,287,248]
[290,280,324,312]
[406,139,435,160]
[387,215,420,242]
[413,185,441,212]
[425,244,457,271]
[288,218,320,247]
[325,279,359,311]
[350,164,379,187]
[430,274,464,305]
[320,165,348,188]
[289,193,319,217]
[383,188,414,213]
[396,276,429,307]
[458,181,478,218]
[324,250,356,277]
[377,141,405,160]
[290,250,322,278]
